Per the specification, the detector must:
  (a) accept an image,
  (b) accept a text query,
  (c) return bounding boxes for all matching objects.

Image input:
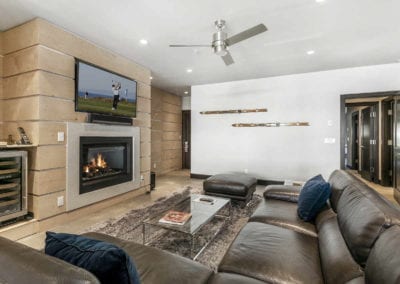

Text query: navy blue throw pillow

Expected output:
[297,174,331,221]
[45,232,140,284]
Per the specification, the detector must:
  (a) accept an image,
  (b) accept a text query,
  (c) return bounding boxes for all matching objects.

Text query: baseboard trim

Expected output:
[190,173,284,186]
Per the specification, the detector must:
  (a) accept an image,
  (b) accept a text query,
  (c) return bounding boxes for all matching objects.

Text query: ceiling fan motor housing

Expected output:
[213,31,227,56]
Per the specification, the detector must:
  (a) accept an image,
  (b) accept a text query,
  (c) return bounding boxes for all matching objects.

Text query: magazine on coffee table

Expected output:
[159,210,192,225]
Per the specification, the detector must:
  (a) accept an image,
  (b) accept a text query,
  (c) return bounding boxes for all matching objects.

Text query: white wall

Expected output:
[191,63,400,181]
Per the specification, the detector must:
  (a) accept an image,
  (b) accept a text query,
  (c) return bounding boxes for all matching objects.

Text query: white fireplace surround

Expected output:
[66,122,141,211]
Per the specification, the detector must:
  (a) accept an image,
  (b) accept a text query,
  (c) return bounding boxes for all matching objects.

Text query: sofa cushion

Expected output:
[208,273,266,284]
[263,185,301,203]
[0,236,99,284]
[328,169,357,212]
[365,225,400,284]
[249,198,317,237]
[219,222,324,284]
[45,232,140,284]
[318,215,364,284]
[82,232,213,284]
[337,182,400,266]
[297,174,331,221]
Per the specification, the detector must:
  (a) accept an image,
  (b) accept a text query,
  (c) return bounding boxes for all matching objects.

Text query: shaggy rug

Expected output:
[84,186,261,270]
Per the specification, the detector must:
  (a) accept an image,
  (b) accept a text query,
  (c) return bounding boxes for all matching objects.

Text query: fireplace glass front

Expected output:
[80,137,132,194]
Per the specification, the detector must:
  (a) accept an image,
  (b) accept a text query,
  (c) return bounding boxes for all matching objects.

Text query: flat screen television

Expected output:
[75,60,137,118]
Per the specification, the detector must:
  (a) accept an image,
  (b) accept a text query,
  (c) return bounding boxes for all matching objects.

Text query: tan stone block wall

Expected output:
[151,87,182,175]
[0,18,151,228]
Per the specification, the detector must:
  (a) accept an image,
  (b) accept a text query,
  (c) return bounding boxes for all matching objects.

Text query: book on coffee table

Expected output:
[159,210,192,225]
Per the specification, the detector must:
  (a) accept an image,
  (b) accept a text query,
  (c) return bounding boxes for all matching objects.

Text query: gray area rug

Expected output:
[84,186,261,270]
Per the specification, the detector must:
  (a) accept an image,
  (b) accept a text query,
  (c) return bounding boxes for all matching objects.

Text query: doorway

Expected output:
[182,110,191,169]
[341,91,400,203]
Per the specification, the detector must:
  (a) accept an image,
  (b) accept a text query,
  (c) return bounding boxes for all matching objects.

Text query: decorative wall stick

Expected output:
[232,122,310,127]
[200,108,267,115]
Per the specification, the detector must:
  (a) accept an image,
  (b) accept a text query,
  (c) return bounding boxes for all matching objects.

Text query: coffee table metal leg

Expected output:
[142,223,146,245]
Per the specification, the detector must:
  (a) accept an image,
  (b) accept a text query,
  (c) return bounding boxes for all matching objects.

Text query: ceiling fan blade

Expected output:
[169,44,211,47]
[225,24,267,46]
[221,51,234,66]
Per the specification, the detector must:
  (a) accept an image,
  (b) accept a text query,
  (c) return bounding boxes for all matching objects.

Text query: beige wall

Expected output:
[151,87,182,175]
[0,19,151,230]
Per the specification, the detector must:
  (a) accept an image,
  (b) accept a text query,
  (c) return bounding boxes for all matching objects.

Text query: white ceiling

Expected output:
[0,0,399,96]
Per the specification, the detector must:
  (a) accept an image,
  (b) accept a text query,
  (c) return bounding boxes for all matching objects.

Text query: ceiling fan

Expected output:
[169,20,267,66]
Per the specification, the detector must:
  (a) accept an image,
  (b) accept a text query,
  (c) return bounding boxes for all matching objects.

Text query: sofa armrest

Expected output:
[263,185,302,203]
[0,236,99,284]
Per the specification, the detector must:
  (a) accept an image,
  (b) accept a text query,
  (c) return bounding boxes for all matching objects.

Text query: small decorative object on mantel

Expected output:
[232,122,310,127]
[200,108,267,115]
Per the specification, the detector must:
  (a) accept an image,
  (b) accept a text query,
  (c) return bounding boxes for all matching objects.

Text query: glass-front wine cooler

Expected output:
[0,151,27,223]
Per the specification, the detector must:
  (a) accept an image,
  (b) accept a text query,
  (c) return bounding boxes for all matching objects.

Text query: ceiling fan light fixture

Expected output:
[214,45,228,56]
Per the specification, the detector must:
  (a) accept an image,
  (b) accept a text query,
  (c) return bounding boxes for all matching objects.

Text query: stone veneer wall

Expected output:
[151,87,182,175]
[0,18,151,234]
[0,33,3,139]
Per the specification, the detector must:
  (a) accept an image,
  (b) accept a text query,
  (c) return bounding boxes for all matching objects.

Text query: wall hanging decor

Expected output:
[232,122,310,127]
[200,108,267,115]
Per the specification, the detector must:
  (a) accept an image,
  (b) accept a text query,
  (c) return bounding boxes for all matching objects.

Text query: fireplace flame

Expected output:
[83,153,108,174]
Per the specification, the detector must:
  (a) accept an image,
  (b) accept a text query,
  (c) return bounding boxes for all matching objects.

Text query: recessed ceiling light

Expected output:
[186,69,193,73]
[149,76,153,80]
[307,50,315,55]
[315,0,325,3]
[184,91,189,95]
[139,39,148,45]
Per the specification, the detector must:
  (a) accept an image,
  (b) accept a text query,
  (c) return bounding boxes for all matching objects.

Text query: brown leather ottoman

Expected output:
[203,173,257,206]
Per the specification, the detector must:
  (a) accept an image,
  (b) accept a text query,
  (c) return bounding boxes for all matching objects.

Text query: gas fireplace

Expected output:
[80,137,132,194]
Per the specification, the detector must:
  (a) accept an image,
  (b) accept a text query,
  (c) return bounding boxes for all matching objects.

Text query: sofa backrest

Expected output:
[0,236,99,284]
[328,170,358,212]
[336,181,400,266]
[317,215,364,284]
[365,225,400,284]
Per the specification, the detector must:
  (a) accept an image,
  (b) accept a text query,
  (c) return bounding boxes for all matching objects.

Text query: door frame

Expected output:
[340,91,400,170]
[182,110,191,169]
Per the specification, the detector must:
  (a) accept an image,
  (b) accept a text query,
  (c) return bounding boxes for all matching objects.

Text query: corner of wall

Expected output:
[151,87,182,176]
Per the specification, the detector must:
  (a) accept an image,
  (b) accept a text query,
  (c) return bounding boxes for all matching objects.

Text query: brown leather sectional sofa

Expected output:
[0,170,399,283]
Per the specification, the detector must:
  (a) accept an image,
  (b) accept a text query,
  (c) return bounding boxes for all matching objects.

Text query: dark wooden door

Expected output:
[360,106,379,181]
[360,107,372,180]
[182,110,191,169]
[394,98,400,203]
[381,99,393,186]
[351,112,359,170]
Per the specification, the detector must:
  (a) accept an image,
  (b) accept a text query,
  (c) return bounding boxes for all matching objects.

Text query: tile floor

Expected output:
[18,170,202,249]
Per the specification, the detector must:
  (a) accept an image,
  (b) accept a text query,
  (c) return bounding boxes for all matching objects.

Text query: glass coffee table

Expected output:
[142,194,231,260]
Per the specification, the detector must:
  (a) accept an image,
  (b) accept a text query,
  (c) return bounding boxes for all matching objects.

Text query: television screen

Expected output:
[75,60,137,118]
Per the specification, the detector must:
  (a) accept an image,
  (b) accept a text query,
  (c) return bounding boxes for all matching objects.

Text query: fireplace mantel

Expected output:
[66,122,140,211]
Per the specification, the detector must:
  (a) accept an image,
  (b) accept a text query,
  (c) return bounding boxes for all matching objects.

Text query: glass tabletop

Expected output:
[143,194,230,235]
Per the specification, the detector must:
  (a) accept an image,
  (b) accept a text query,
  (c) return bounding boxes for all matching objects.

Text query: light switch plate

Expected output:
[324,138,336,144]
[57,132,65,142]
[57,196,64,207]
